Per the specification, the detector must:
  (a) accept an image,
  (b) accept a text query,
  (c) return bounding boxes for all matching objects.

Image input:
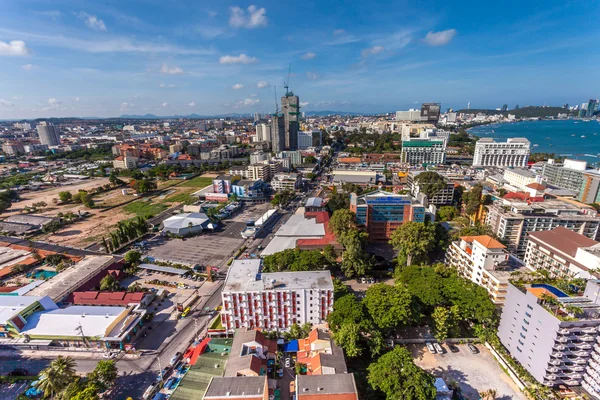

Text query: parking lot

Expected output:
[409,344,526,399]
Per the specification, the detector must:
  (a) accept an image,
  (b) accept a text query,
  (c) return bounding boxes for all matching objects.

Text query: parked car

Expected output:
[448,344,460,353]
[425,342,436,354]
[8,368,28,376]
[433,343,444,354]
[467,344,479,354]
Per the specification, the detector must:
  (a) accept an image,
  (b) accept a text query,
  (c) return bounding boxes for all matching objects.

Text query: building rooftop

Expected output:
[460,235,506,249]
[305,197,323,208]
[223,259,333,293]
[26,256,116,301]
[72,291,147,306]
[505,168,537,178]
[0,295,56,324]
[296,374,358,398]
[162,212,209,230]
[528,227,599,258]
[204,376,267,399]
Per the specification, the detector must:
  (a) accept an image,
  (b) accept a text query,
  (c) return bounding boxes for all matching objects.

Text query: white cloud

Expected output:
[424,29,456,46]
[21,64,35,70]
[0,40,30,56]
[300,101,310,107]
[74,97,80,102]
[77,12,107,31]
[160,63,184,75]
[236,98,261,107]
[188,101,196,107]
[48,98,61,105]
[159,83,176,88]
[0,99,14,107]
[301,52,316,60]
[120,102,133,111]
[162,102,168,108]
[306,71,320,80]
[232,83,245,90]
[333,29,345,36]
[12,96,23,100]
[42,98,63,111]
[219,53,258,64]
[229,5,268,29]
[361,45,385,58]
[257,80,269,89]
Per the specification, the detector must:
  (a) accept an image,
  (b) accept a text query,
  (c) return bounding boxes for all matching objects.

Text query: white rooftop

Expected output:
[162,212,209,229]
[223,259,333,293]
[273,214,325,237]
[21,305,128,339]
[0,296,57,324]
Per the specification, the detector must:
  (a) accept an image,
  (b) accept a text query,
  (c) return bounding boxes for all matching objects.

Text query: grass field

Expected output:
[179,176,214,188]
[162,192,195,204]
[123,200,167,218]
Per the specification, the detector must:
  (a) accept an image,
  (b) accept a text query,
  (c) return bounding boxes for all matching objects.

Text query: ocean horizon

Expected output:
[468,120,600,165]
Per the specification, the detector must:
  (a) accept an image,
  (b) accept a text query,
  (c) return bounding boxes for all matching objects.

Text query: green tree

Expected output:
[329,209,357,238]
[368,329,386,357]
[124,250,142,265]
[99,274,120,291]
[437,206,457,222]
[364,284,413,330]
[389,221,437,266]
[58,191,73,203]
[339,229,372,278]
[0,190,19,214]
[431,306,451,342]
[327,189,350,213]
[131,179,157,193]
[327,294,367,330]
[333,323,363,357]
[37,356,77,399]
[367,346,436,400]
[57,380,82,400]
[414,171,447,201]
[70,383,100,400]
[87,360,118,392]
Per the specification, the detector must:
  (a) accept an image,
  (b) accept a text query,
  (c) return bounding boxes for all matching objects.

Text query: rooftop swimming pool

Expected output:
[531,283,568,298]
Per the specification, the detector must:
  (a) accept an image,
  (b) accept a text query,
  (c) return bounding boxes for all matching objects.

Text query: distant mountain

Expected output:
[117,113,254,119]
[303,110,366,116]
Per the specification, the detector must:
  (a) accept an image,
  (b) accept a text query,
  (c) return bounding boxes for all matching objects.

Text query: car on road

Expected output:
[433,343,444,353]
[278,368,284,377]
[448,344,459,353]
[467,343,479,354]
[8,368,28,376]
[425,342,436,354]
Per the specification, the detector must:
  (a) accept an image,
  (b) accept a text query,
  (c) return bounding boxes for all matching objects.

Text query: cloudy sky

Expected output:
[0,0,598,119]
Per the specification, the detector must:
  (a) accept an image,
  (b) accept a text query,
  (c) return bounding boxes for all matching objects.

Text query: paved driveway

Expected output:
[409,344,526,400]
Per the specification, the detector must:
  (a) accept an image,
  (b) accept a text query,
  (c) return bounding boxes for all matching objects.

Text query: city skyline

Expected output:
[0,0,599,119]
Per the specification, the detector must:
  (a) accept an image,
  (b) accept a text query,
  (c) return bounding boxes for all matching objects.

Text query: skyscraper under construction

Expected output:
[281,90,300,150]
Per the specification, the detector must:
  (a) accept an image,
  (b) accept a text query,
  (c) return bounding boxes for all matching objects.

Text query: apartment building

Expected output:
[485,198,600,256]
[445,235,513,304]
[271,173,301,192]
[542,160,600,204]
[400,139,446,166]
[248,163,271,181]
[350,189,426,241]
[525,227,600,280]
[498,281,600,392]
[503,168,542,192]
[220,259,334,332]
[112,155,138,170]
[213,175,237,194]
[407,171,455,206]
[473,138,530,167]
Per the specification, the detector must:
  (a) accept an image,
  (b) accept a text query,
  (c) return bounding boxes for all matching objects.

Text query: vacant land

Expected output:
[178,176,214,188]
[123,200,168,218]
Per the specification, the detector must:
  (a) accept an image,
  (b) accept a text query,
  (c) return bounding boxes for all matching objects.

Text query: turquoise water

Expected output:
[27,270,57,279]
[468,120,600,165]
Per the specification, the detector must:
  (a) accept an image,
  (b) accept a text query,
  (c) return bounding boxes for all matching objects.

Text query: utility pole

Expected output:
[158,356,164,384]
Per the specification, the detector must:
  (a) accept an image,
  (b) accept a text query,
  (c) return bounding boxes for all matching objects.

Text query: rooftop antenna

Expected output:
[284,63,292,96]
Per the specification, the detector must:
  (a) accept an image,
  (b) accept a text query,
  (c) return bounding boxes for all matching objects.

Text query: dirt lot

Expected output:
[409,344,526,400]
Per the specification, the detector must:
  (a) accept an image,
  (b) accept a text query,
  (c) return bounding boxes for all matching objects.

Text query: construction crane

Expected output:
[284,63,292,96]
[273,85,280,116]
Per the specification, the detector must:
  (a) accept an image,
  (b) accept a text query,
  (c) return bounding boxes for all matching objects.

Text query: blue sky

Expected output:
[0,0,598,118]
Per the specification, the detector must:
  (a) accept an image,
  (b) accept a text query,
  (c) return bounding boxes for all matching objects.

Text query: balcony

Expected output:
[556,337,569,343]
[573,366,585,372]
[580,344,593,350]
[558,328,571,335]
[547,367,559,373]
[553,344,568,351]
[551,352,564,358]
[549,359,562,366]
[582,335,596,342]
[573,350,591,357]
[575,359,588,364]
[582,327,597,334]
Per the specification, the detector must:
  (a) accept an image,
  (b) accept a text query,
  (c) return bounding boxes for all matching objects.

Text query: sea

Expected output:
[468,120,600,166]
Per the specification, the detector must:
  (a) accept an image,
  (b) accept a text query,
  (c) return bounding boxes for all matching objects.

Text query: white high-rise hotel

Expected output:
[472,138,531,167]
[220,259,334,332]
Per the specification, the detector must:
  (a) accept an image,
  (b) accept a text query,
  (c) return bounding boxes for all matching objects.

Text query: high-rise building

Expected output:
[401,138,446,166]
[297,131,313,149]
[36,121,61,146]
[271,115,286,152]
[586,99,599,118]
[256,123,271,143]
[420,103,441,122]
[472,138,530,167]
[501,104,508,112]
[253,113,262,122]
[281,93,300,150]
[311,130,322,147]
[395,109,422,121]
[541,159,600,204]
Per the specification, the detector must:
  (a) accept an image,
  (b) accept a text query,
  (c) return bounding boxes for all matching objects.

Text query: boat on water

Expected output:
[549,144,553,147]
[581,135,587,138]
[595,133,598,136]
[533,144,539,147]
[571,134,576,136]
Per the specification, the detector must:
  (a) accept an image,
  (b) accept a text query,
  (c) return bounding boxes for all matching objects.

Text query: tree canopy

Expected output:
[364,283,413,330]
[329,209,357,238]
[262,248,333,273]
[414,172,447,200]
[389,221,437,266]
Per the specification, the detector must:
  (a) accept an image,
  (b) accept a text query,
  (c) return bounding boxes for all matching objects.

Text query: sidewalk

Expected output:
[0,349,141,360]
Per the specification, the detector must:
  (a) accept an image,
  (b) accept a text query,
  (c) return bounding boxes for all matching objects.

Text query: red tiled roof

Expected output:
[528,227,599,258]
[72,291,146,305]
[297,212,339,249]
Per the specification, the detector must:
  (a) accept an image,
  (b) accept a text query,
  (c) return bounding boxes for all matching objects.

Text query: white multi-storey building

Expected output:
[503,168,542,192]
[525,227,600,280]
[395,109,422,121]
[220,259,334,332]
[445,235,512,304]
[473,138,531,167]
[255,123,271,142]
[271,173,301,192]
[401,138,446,166]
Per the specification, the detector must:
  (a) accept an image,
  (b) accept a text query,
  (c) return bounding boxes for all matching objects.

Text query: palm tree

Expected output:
[37,356,77,398]
[479,389,498,400]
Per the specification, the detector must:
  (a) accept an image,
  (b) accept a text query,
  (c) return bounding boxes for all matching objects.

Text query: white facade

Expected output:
[256,123,272,143]
[297,131,313,149]
[401,139,446,165]
[220,259,333,332]
[445,235,511,304]
[503,168,542,191]
[271,173,301,192]
[395,109,422,121]
[473,138,531,167]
